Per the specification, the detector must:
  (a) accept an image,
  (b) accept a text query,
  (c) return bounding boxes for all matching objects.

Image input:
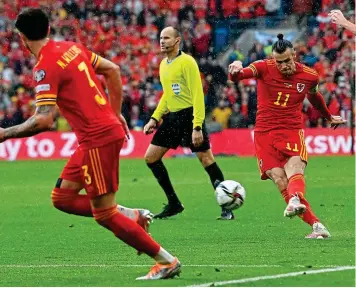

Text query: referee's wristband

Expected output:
[193,126,202,131]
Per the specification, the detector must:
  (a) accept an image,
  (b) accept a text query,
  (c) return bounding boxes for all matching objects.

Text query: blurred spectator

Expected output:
[0,0,353,133]
[228,103,246,128]
[229,43,245,64]
[212,100,232,129]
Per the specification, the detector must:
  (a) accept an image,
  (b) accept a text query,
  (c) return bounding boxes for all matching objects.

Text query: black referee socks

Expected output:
[147,160,181,205]
[205,162,224,189]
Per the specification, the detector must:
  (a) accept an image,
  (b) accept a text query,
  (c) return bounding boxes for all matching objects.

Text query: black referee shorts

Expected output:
[151,107,210,153]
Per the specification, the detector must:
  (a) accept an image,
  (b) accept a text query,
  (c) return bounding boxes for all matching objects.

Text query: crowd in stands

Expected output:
[0,0,354,133]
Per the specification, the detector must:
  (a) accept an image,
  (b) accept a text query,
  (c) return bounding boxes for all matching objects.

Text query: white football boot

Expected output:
[284,195,306,218]
[305,222,331,239]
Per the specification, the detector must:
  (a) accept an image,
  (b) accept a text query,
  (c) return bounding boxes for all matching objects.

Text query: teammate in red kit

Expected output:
[229,34,346,239]
[0,8,181,280]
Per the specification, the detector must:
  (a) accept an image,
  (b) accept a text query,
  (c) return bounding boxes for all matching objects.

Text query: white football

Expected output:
[215,180,246,210]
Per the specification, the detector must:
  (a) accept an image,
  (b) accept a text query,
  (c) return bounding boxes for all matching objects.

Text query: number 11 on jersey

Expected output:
[274,92,290,107]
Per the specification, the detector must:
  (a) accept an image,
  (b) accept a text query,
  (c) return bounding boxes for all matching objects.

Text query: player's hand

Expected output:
[228,61,243,75]
[143,119,157,135]
[328,115,347,130]
[329,10,348,26]
[118,114,130,140]
[192,129,203,147]
[0,128,4,143]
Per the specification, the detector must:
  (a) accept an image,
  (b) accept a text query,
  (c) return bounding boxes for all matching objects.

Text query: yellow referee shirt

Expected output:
[151,51,205,128]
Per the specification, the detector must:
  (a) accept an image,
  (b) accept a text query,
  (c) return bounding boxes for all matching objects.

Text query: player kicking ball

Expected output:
[0,8,180,280]
[229,34,346,238]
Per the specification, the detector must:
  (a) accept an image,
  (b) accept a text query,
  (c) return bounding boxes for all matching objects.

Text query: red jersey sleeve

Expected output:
[33,64,59,107]
[229,60,267,82]
[248,60,267,78]
[78,43,102,70]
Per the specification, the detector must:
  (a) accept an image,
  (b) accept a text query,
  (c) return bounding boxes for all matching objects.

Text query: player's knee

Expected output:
[51,184,78,212]
[51,190,65,211]
[286,165,305,178]
[145,152,159,164]
[285,157,306,173]
[197,150,215,167]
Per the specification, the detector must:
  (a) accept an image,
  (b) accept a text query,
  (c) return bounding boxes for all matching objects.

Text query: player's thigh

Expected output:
[265,167,288,192]
[151,116,180,150]
[273,129,308,166]
[82,140,124,199]
[196,149,215,168]
[254,132,284,180]
[145,144,169,163]
[59,147,84,190]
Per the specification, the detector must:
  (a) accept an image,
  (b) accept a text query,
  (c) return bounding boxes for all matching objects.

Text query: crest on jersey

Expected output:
[172,83,180,95]
[296,83,305,93]
[34,70,46,82]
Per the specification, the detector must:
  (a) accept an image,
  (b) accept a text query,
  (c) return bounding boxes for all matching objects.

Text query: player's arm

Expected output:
[329,10,356,35]
[0,65,59,142]
[228,60,265,82]
[93,57,123,116]
[184,59,205,129]
[0,105,56,141]
[307,85,346,128]
[143,95,168,135]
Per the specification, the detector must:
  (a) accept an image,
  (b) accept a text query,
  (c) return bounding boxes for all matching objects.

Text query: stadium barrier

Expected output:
[0,128,353,161]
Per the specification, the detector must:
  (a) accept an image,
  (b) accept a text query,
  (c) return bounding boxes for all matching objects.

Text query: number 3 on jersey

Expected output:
[274,92,290,107]
[78,61,107,106]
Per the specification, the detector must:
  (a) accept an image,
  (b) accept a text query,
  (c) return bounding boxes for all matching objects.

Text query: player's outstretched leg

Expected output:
[145,145,184,219]
[284,157,331,238]
[92,192,181,280]
[197,150,234,220]
[52,179,154,234]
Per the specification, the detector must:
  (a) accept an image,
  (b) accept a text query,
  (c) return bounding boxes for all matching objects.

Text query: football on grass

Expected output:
[215,180,246,210]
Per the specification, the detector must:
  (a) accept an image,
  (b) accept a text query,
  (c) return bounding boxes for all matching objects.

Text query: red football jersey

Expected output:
[246,59,319,132]
[33,40,125,149]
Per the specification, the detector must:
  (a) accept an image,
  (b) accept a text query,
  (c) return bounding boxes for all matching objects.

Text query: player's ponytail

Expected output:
[272,33,293,54]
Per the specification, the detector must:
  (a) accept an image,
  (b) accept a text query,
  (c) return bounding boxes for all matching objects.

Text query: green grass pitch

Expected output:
[0,156,354,286]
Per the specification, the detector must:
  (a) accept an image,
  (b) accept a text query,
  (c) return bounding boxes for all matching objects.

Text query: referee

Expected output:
[144,26,233,220]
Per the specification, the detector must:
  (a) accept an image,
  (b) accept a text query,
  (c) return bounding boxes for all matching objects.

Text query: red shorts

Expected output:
[254,129,308,180]
[60,140,124,198]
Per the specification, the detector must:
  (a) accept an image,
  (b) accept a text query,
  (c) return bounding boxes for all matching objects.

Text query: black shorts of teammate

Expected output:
[151,107,210,153]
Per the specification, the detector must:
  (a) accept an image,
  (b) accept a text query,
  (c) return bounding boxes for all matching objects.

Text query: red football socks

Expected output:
[280,188,290,203]
[93,206,161,257]
[51,188,92,216]
[287,174,305,200]
[287,174,319,225]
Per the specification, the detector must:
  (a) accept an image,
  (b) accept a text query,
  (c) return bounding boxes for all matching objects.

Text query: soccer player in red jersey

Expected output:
[0,8,181,280]
[229,34,346,239]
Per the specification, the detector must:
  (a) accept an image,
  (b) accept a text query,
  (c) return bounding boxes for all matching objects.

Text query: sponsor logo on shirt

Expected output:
[35,84,51,93]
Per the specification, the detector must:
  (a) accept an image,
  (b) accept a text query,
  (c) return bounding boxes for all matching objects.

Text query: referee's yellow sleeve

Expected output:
[184,59,205,128]
[152,93,168,121]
